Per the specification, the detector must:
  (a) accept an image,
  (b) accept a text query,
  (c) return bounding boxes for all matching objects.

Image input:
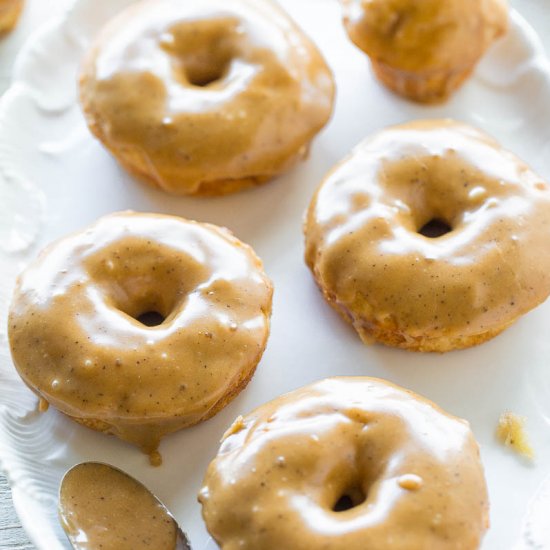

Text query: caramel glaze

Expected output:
[341,0,507,72]
[8,212,273,456]
[341,0,507,101]
[59,463,177,550]
[199,377,489,549]
[304,120,550,352]
[79,0,335,195]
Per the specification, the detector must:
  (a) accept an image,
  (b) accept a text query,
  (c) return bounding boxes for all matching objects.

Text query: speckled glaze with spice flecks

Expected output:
[59,462,178,549]
[8,212,273,457]
[199,377,489,550]
[304,119,550,351]
[79,0,335,195]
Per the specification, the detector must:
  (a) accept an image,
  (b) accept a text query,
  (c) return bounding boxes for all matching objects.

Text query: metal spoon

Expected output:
[59,462,191,550]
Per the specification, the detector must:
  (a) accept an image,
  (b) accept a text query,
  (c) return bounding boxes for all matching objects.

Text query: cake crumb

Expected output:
[496,412,534,459]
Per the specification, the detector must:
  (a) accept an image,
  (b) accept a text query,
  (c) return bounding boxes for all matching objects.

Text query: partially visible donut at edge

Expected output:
[304,119,550,352]
[339,0,508,103]
[79,0,335,196]
[199,376,489,549]
[0,0,24,34]
[8,212,273,464]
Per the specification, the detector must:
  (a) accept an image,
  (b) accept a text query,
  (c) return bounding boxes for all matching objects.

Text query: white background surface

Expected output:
[1,0,550,549]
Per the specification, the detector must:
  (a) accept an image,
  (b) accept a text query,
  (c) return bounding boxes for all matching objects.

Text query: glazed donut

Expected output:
[79,0,335,196]
[304,120,550,352]
[340,0,508,102]
[199,377,489,549]
[0,0,24,34]
[8,212,273,460]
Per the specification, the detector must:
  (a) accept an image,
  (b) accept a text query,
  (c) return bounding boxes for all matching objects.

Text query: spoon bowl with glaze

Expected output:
[59,462,191,550]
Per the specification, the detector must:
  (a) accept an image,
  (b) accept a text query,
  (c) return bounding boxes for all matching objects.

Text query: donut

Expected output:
[0,0,24,34]
[340,0,508,102]
[8,212,273,461]
[199,377,489,549]
[79,0,335,196]
[304,120,550,352]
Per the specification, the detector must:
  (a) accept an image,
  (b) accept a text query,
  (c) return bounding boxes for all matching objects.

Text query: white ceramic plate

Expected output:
[1,1,550,548]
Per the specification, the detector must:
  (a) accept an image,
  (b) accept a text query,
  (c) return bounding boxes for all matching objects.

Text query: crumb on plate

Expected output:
[496,412,534,459]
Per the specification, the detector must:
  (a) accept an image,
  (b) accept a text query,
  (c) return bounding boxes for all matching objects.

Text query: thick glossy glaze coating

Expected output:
[341,0,508,101]
[199,377,489,549]
[305,120,550,351]
[8,212,273,455]
[79,0,335,195]
[59,463,178,550]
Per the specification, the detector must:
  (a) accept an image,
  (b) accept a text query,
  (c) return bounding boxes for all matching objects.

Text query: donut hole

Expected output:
[111,284,189,330]
[332,486,366,512]
[87,244,210,330]
[136,311,166,327]
[118,294,177,329]
[418,218,452,238]
[184,58,231,87]
[163,18,240,88]
[183,49,233,88]
[107,283,182,329]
